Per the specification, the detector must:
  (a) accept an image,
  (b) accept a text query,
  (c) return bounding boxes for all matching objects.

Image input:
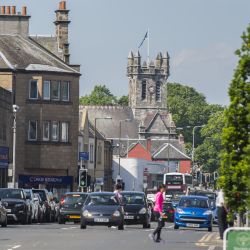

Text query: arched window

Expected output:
[141,81,146,100]
[156,82,161,101]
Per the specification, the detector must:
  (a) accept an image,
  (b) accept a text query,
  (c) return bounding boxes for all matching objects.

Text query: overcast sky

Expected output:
[2,0,250,105]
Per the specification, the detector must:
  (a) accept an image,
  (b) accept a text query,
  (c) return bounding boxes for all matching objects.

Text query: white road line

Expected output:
[164,225,174,229]
[12,246,21,249]
[208,246,216,250]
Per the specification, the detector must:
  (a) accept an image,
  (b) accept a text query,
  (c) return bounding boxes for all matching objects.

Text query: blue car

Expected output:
[174,196,213,232]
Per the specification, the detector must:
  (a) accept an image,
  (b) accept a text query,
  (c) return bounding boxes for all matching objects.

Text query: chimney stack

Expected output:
[1,6,5,15]
[60,1,66,10]
[11,6,16,15]
[6,6,10,15]
[22,6,27,16]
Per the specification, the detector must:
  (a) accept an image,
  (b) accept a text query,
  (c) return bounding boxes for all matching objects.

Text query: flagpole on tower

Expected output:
[147,28,150,65]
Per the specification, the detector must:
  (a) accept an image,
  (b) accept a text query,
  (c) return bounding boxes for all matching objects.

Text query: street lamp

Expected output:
[12,104,20,188]
[118,119,131,178]
[93,117,112,190]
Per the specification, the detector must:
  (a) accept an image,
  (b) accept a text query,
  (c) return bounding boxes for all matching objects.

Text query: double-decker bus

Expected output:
[163,173,193,199]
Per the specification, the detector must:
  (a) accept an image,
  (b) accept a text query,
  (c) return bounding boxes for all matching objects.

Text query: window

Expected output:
[156,82,161,101]
[141,81,146,100]
[29,80,38,99]
[89,144,94,163]
[61,81,69,101]
[52,121,59,141]
[43,81,50,100]
[43,121,50,141]
[51,81,60,100]
[61,122,69,142]
[28,121,37,141]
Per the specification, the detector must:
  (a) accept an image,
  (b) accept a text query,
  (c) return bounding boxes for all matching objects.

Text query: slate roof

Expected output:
[0,35,78,74]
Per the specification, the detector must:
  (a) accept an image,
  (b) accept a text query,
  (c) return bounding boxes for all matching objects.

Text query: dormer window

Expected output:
[141,81,146,100]
[156,82,161,101]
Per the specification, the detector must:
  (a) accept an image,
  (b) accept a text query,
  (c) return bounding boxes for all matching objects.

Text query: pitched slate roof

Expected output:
[0,35,79,74]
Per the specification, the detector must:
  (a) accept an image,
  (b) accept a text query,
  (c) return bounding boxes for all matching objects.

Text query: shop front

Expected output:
[18,175,73,200]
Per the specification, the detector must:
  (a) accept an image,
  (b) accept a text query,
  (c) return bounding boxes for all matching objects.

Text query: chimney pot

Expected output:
[6,6,10,15]
[60,1,66,10]
[11,6,16,15]
[22,6,27,16]
[1,6,6,15]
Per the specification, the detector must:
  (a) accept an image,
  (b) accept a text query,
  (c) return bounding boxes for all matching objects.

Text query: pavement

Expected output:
[0,222,223,250]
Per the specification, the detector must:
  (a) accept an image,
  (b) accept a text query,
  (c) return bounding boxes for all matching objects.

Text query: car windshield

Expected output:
[0,189,24,199]
[190,191,216,200]
[179,198,208,208]
[86,194,118,206]
[122,193,145,205]
[33,190,46,202]
[64,194,87,204]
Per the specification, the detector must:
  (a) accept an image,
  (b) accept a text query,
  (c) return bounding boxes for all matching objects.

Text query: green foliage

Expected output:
[195,111,225,173]
[79,85,129,106]
[166,82,224,145]
[219,24,250,215]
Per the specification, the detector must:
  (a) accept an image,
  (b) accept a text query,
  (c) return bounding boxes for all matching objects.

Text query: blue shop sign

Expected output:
[79,152,89,161]
[0,147,9,169]
[19,175,73,185]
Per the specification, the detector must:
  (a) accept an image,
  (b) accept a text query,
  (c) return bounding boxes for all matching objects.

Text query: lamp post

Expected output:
[93,117,112,191]
[12,104,19,188]
[118,119,131,178]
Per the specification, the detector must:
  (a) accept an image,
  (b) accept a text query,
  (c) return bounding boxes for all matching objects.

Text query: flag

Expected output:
[138,31,148,49]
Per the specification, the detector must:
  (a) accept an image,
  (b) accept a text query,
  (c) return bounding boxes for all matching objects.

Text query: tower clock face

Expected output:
[148,85,155,94]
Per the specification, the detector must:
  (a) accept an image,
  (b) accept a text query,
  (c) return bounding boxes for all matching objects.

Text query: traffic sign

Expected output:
[224,228,250,250]
[79,152,89,161]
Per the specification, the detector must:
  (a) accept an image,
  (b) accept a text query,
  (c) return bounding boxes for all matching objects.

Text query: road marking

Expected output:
[208,246,216,250]
[164,225,174,229]
[12,246,21,249]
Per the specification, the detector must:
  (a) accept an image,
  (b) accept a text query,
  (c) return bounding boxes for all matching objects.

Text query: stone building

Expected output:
[0,87,12,188]
[82,51,190,190]
[0,1,80,195]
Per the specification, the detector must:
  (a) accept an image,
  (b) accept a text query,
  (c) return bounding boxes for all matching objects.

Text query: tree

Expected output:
[117,95,129,106]
[79,85,117,105]
[166,83,224,145]
[195,110,225,173]
[219,24,250,220]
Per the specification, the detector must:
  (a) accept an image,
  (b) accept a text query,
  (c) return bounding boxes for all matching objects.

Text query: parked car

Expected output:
[80,192,124,230]
[0,188,32,224]
[174,195,213,232]
[58,192,87,224]
[122,191,150,228]
[32,189,53,222]
[0,199,7,227]
[163,201,175,222]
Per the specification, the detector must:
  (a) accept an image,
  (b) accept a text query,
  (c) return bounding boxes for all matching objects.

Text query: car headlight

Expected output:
[203,210,212,215]
[113,210,121,217]
[176,208,184,214]
[139,208,147,214]
[83,210,92,218]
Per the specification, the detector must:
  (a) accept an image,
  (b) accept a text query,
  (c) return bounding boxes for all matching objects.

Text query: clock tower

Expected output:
[127,51,170,121]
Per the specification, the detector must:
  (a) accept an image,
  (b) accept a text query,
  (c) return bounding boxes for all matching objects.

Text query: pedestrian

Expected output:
[149,184,166,243]
[114,184,123,204]
[216,189,228,239]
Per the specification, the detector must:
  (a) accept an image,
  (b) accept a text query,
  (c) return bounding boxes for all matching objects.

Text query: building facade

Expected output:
[0,2,80,196]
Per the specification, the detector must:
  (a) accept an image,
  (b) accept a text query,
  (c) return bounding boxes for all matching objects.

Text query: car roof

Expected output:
[121,191,145,195]
[65,192,88,195]
[89,192,114,195]
[181,195,209,200]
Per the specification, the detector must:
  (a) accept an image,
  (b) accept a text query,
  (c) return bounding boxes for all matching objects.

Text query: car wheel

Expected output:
[118,223,124,230]
[58,216,65,224]
[143,223,148,229]
[174,224,179,229]
[208,226,212,232]
[1,217,7,227]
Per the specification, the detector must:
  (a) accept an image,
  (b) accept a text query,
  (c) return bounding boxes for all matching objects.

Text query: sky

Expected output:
[1,0,250,105]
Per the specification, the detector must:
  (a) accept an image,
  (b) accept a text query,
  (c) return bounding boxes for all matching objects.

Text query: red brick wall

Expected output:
[128,143,152,161]
[179,161,191,174]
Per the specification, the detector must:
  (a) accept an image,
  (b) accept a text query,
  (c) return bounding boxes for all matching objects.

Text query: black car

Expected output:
[0,188,32,224]
[32,189,54,222]
[80,192,124,230]
[122,191,150,228]
[58,192,87,224]
[163,201,175,222]
[0,199,7,227]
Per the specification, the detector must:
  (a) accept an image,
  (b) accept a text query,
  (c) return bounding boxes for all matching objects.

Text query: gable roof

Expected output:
[152,143,191,161]
[0,35,79,74]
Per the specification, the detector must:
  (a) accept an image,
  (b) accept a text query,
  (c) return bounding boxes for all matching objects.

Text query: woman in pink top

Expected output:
[149,184,166,243]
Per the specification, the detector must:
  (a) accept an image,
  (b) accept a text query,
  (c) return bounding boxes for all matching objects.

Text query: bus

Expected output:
[163,173,193,199]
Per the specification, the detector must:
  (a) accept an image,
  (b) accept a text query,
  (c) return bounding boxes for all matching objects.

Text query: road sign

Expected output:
[224,228,250,250]
[79,152,89,161]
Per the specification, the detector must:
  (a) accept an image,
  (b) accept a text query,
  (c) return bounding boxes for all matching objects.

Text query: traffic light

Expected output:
[79,169,87,187]
[193,171,197,180]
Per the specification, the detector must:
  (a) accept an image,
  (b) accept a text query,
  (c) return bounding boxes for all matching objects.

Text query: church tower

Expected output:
[127,51,170,121]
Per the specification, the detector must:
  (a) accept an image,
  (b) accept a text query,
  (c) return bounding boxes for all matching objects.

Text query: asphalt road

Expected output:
[0,222,223,250]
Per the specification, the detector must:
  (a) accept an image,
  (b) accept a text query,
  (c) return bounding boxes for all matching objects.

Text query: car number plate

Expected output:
[94,218,109,223]
[6,209,11,213]
[186,223,200,228]
[124,215,134,219]
[69,215,80,219]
